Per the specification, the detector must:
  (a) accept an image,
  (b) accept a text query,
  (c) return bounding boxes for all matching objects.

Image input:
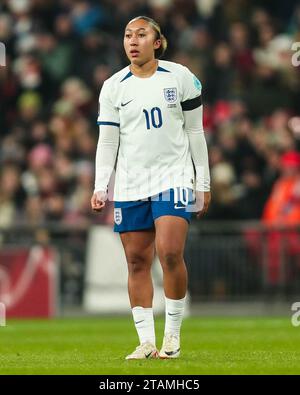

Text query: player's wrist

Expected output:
[94,190,108,199]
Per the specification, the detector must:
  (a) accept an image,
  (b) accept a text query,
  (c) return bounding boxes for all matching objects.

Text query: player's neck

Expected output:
[130,59,158,78]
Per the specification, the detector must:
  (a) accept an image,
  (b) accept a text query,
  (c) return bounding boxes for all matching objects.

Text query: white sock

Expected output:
[132,306,155,346]
[164,296,186,337]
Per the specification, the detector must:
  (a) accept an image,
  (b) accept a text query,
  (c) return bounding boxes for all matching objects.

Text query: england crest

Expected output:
[114,208,122,225]
[164,88,177,103]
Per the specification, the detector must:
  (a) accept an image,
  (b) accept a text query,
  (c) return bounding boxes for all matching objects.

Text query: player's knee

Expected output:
[159,250,183,271]
[126,252,151,275]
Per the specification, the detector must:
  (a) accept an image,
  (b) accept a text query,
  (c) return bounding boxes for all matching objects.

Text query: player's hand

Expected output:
[195,191,211,219]
[91,191,107,212]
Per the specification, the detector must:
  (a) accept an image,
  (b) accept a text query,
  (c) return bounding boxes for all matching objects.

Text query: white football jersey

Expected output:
[97,60,203,201]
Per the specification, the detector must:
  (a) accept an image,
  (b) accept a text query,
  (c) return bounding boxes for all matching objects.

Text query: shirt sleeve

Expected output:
[184,106,210,192]
[94,125,119,194]
[180,66,202,111]
[94,80,120,193]
[97,81,120,127]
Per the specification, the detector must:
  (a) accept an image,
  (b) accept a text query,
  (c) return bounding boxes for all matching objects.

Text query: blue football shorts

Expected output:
[113,187,195,233]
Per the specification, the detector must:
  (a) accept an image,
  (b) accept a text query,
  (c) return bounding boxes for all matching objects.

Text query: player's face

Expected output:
[124,19,161,65]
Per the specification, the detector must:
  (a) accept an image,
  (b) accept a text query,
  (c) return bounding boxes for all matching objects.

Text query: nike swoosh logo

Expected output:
[165,348,180,356]
[168,312,180,316]
[134,320,144,325]
[121,99,133,107]
[145,351,153,358]
[174,205,187,209]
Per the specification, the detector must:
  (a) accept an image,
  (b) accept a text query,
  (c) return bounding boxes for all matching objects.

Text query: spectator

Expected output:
[263,151,300,225]
[262,151,300,286]
[0,0,300,225]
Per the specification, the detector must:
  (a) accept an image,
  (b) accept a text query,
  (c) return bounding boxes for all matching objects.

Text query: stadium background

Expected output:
[1,0,300,375]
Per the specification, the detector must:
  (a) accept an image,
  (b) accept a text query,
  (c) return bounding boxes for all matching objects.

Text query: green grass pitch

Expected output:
[0,316,300,375]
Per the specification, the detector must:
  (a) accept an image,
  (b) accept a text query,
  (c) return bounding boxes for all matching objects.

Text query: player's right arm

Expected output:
[91,81,120,212]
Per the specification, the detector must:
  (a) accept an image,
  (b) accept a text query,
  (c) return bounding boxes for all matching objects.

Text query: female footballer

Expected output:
[91,16,211,360]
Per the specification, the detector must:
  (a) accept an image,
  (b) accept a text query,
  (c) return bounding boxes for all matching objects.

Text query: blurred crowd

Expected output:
[1,0,300,227]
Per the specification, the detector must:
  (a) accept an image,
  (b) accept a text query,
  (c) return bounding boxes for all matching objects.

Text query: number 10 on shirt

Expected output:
[143,107,163,130]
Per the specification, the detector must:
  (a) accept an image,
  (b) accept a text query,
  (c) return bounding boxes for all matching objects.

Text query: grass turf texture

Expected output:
[0,317,300,375]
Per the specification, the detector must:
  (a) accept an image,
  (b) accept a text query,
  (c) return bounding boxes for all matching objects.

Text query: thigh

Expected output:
[151,187,194,225]
[154,215,189,257]
[120,229,156,264]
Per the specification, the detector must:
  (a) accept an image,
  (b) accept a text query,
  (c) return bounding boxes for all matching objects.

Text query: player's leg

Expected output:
[120,230,155,308]
[120,230,158,359]
[154,215,189,358]
[151,187,193,358]
[154,215,188,300]
[114,198,158,359]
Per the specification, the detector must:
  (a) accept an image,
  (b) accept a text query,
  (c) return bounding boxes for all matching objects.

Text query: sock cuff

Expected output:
[165,296,186,303]
[165,296,186,306]
[132,306,144,313]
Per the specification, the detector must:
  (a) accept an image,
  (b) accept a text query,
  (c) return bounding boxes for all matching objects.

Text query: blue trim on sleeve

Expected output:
[120,71,133,82]
[157,66,170,73]
[97,121,120,127]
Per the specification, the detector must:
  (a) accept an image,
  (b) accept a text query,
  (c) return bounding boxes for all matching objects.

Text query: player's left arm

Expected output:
[181,68,211,218]
[184,106,211,218]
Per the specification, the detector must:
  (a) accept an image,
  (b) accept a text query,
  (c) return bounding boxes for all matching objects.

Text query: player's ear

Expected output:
[154,39,161,50]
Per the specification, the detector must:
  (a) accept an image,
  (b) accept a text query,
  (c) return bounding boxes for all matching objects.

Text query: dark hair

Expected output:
[127,16,168,58]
